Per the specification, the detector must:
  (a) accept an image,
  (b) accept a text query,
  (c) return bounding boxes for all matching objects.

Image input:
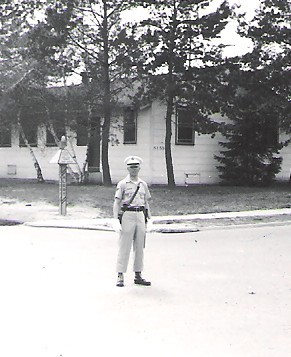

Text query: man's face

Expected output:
[127,164,140,175]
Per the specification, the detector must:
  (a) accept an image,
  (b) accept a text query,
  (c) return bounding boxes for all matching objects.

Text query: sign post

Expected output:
[59,136,68,215]
[59,163,67,215]
[50,136,76,216]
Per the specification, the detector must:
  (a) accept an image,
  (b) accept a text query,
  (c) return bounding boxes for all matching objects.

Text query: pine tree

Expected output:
[245,0,291,136]
[215,0,290,185]
[215,68,283,186]
[134,0,233,187]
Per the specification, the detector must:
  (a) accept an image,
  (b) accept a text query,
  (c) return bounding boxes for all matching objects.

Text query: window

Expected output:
[76,115,88,146]
[86,115,101,171]
[46,126,66,146]
[46,113,66,146]
[0,126,11,147]
[123,108,137,144]
[19,111,38,147]
[77,121,88,146]
[19,126,38,147]
[175,109,195,145]
[46,131,56,146]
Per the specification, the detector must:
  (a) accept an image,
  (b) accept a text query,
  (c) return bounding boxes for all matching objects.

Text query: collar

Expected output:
[125,175,142,184]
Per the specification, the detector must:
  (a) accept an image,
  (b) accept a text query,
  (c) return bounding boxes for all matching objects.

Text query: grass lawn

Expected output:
[0,178,290,217]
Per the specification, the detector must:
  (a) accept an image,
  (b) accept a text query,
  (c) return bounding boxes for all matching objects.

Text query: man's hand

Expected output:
[146,218,154,233]
[112,219,122,233]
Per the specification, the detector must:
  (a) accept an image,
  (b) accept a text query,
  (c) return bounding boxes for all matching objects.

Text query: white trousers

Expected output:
[116,211,146,273]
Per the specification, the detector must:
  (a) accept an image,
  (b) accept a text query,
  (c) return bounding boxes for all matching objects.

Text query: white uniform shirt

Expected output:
[115,176,151,207]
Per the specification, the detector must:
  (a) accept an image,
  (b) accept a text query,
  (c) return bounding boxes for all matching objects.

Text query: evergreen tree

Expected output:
[135,0,233,187]
[215,68,282,185]
[215,0,290,185]
[0,1,37,97]
[244,0,291,136]
[26,0,143,186]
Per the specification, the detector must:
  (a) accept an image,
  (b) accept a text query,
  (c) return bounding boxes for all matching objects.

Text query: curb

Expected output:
[2,208,290,232]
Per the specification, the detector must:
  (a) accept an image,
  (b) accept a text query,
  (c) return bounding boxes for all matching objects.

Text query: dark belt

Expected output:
[123,206,145,212]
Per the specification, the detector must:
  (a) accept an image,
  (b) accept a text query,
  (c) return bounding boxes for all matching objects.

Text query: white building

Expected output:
[0,99,290,185]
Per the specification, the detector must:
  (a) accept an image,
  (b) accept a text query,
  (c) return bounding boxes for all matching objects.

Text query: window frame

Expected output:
[123,107,137,144]
[76,117,89,147]
[0,126,12,147]
[19,126,38,147]
[175,108,195,145]
[46,128,58,147]
[45,112,67,147]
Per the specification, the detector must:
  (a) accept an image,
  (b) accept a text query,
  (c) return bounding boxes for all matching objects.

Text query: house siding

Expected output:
[0,100,290,185]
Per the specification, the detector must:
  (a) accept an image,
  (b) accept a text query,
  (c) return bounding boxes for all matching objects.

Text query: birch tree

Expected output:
[27,0,144,186]
[0,1,47,181]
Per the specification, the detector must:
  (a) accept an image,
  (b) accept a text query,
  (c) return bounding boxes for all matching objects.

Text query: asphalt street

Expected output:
[0,223,290,357]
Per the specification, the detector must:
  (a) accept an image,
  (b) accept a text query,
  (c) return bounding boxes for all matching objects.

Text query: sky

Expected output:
[121,0,262,58]
[220,0,262,56]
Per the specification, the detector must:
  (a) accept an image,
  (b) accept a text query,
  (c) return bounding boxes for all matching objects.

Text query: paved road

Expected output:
[0,224,290,357]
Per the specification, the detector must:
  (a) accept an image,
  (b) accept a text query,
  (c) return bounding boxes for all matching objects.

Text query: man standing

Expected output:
[113,156,152,287]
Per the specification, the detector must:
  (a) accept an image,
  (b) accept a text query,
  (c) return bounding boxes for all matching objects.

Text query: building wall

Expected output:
[109,104,153,184]
[0,103,290,185]
[0,125,87,182]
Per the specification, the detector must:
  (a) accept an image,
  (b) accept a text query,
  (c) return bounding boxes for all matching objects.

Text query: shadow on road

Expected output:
[0,219,22,226]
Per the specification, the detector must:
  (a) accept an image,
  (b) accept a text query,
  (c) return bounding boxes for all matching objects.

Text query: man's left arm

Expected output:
[145,197,151,219]
[144,182,152,225]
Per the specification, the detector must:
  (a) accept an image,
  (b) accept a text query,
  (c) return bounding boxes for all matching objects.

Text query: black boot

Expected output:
[116,272,124,287]
[134,272,151,286]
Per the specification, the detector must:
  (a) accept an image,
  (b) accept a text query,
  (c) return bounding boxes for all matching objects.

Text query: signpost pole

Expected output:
[59,163,67,215]
[50,135,76,216]
[59,136,67,216]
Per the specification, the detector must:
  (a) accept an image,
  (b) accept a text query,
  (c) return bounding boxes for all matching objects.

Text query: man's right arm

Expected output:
[112,198,122,232]
[113,198,122,220]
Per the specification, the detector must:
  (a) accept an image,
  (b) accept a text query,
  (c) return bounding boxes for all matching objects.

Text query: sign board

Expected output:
[50,149,76,165]
[58,149,76,164]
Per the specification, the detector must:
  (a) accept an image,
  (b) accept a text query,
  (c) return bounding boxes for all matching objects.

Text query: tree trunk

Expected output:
[101,115,111,186]
[45,106,81,183]
[17,110,45,183]
[165,97,176,187]
[163,7,176,188]
[82,105,94,183]
[164,20,176,187]
[101,2,112,186]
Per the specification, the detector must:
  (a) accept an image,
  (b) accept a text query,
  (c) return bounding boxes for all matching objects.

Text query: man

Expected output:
[113,155,152,287]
